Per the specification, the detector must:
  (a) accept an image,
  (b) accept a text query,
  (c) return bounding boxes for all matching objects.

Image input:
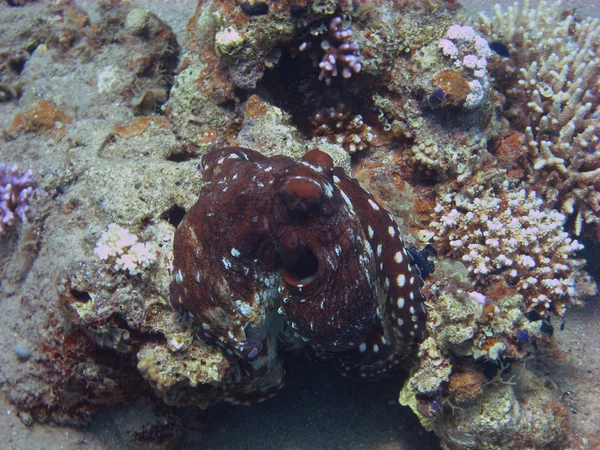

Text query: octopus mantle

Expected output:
[169,148,427,403]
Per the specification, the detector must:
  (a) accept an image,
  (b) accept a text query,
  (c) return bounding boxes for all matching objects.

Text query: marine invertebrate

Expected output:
[438,24,492,109]
[430,70,471,108]
[170,147,427,402]
[0,163,37,237]
[311,104,374,154]
[429,183,590,315]
[476,1,600,238]
[94,223,156,275]
[299,16,361,85]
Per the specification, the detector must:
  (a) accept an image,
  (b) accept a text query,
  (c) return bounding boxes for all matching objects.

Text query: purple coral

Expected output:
[1,163,37,237]
[300,17,361,85]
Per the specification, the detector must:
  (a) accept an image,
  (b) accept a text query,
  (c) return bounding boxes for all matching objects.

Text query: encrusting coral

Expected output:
[475,0,600,239]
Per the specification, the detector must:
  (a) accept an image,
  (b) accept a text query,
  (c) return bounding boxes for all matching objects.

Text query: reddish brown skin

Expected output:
[169,147,427,403]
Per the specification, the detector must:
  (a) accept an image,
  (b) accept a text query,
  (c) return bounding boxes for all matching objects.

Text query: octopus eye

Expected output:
[278,231,319,287]
[302,149,334,176]
[279,177,324,214]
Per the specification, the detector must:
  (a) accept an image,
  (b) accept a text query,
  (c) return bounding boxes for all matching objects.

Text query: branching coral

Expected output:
[0,163,37,238]
[311,104,374,154]
[429,183,592,315]
[94,224,156,275]
[299,16,361,85]
[476,1,600,238]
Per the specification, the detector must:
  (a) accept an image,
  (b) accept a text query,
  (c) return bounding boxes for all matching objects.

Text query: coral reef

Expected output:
[438,24,492,109]
[94,223,157,275]
[476,0,600,239]
[398,260,572,448]
[1,0,598,448]
[0,163,37,237]
[379,17,500,183]
[435,379,570,450]
[429,183,591,316]
[299,16,362,85]
[311,104,374,154]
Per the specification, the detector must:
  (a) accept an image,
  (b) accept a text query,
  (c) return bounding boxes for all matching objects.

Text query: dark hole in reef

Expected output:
[161,205,186,228]
[166,144,199,162]
[478,358,512,381]
[254,47,379,139]
[233,87,252,103]
[70,289,92,302]
[409,163,440,187]
[140,216,154,229]
[578,237,600,284]
[220,98,239,112]
[8,56,27,75]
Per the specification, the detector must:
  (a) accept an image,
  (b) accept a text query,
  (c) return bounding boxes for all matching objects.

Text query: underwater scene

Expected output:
[1,0,599,448]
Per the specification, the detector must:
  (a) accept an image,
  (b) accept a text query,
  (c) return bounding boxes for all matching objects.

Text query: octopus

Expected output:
[169,147,427,404]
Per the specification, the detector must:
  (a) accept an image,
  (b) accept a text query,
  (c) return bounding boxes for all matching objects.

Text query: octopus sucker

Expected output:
[169,147,428,402]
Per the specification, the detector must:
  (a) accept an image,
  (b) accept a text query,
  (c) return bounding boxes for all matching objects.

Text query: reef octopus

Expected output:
[169,147,427,404]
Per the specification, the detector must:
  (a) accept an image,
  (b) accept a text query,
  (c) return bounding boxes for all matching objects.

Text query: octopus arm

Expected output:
[332,168,427,365]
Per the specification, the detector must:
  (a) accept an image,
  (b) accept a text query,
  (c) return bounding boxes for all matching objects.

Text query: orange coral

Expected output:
[113,117,152,138]
[245,94,268,118]
[197,129,217,143]
[112,116,171,138]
